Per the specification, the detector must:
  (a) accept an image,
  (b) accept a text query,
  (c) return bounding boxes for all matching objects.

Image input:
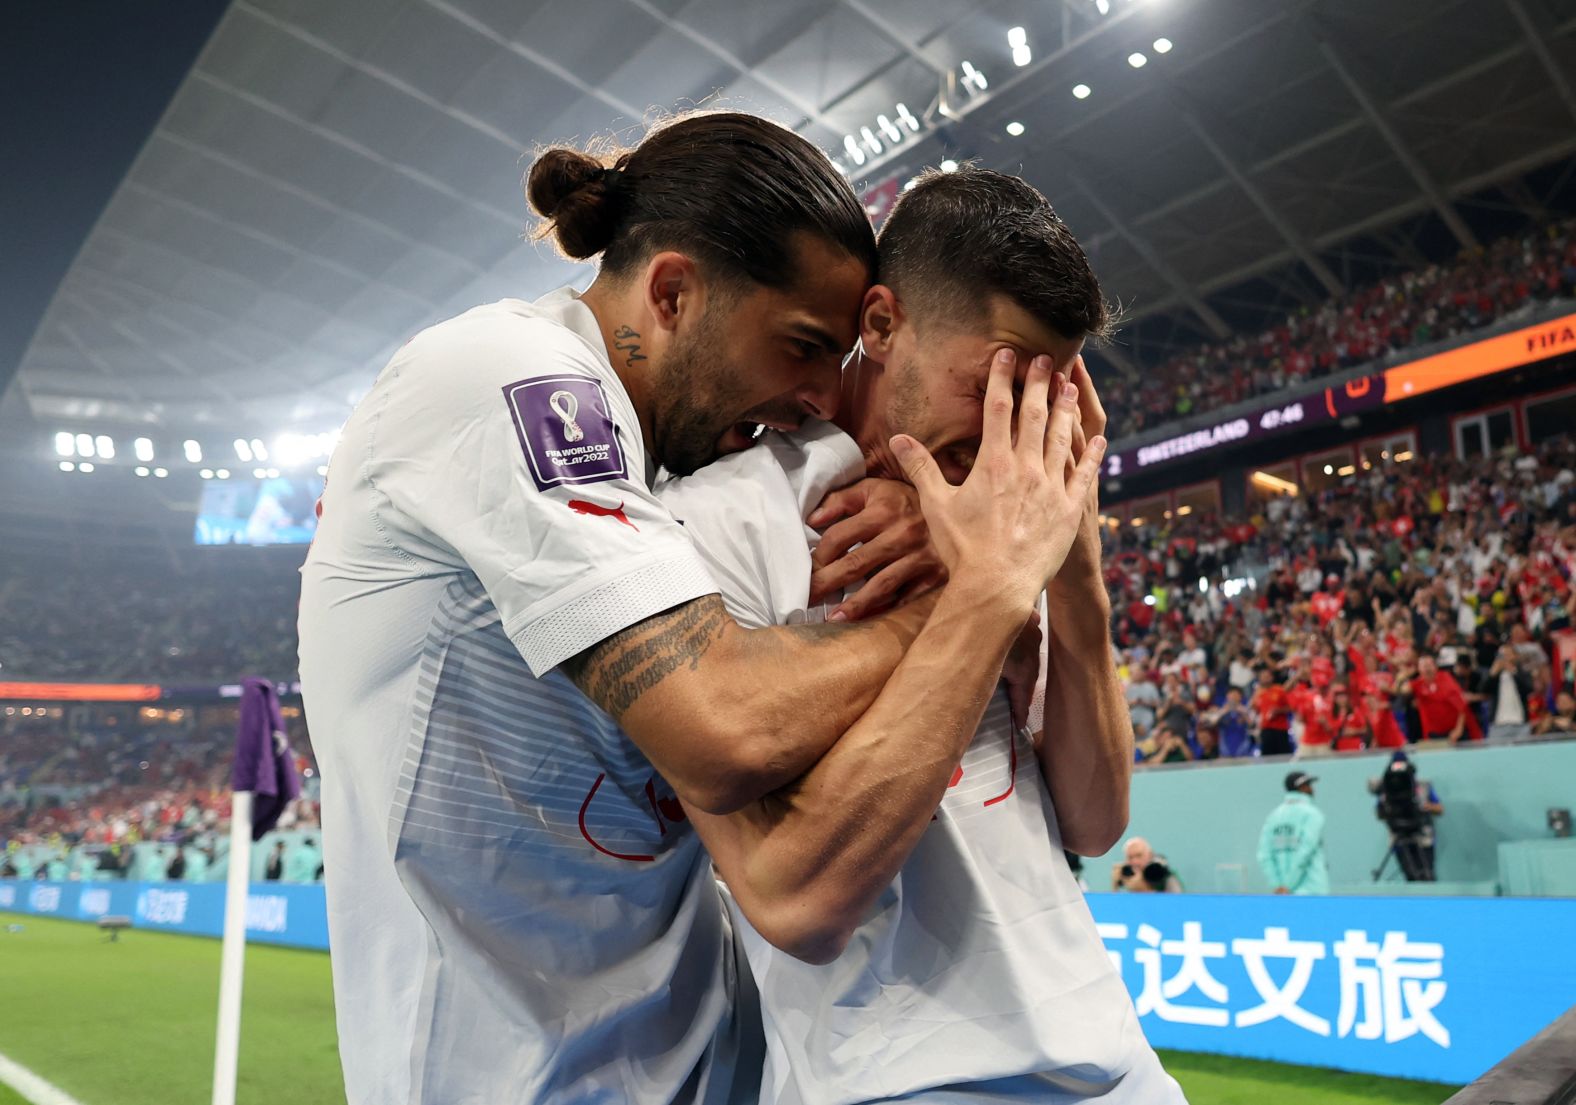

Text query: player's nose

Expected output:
[796,364,841,422]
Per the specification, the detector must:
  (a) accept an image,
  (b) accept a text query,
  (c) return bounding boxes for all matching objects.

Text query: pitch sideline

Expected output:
[0,1050,88,1105]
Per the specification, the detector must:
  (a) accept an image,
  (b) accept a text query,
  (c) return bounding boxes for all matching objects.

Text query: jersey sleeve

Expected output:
[364,312,718,675]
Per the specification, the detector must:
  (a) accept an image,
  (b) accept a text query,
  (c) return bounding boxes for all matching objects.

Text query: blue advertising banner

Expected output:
[4,883,1573,1083]
[1085,892,1576,1084]
[0,880,327,950]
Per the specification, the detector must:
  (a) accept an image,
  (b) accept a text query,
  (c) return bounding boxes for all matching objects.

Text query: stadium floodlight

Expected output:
[1095,0,1110,14]
[133,437,154,462]
[1338,464,1356,476]
[902,177,918,192]
[842,135,866,166]
[1005,121,1026,136]
[1007,26,1027,49]
[960,61,988,92]
[317,465,329,476]
[1128,52,1147,68]
[940,159,959,173]
[134,466,150,477]
[1012,44,1031,66]
[200,469,214,479]
[1073,83,1092,99]
[75,432,95,458]
[234,438,253,462]
[1154,37,1173,54]
[266,467,280,478]
[54,431,74,457]
[253,467,268,479]
[250,438,268,462]
[895,103,920,132]
[877,115,903,144]
[153,467,168,478]
[860,126,883,156]
[216,469,230,480]
[184,439,202,463]
[95,435,114,460]
[1395,450,1415,462]
[59,461,75,472]
[79,462,95,473]
[1323,464,1334,475]
[1177,505,1193,516]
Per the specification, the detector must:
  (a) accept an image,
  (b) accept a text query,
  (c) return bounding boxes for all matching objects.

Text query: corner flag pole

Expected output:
[212,788,252,1105]
[212,677,300,1105]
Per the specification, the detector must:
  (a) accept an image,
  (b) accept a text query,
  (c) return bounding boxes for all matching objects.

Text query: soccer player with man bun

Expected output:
[301,113,1094,1104]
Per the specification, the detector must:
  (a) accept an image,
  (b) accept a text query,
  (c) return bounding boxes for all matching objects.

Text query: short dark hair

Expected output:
[527,111,876,291]
[876,166,1112,340]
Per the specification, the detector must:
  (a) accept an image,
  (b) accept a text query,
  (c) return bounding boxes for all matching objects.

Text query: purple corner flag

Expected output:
[233,678,302,841]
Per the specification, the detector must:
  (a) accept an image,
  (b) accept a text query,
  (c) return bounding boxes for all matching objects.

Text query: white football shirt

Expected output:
[658,423,1181,1105]
[299,287,759,1105]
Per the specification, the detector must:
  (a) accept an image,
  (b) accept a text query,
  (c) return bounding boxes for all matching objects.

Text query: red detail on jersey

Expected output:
[643,778,666,837]
[948,764,964,788]
[657,794,687,823]
[981,731,1019,807]
[568,499,638,531]
[578,773,655,862]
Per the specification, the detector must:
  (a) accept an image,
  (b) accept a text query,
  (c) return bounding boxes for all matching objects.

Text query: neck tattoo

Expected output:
[612,325,647,369]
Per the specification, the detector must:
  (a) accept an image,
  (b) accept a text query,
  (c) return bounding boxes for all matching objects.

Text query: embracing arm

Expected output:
[684,578,1024,963]
[563,592,929,815]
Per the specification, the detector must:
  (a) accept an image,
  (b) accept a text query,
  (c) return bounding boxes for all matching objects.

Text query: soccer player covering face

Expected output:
[659,169,1187,1103]
[299,114,1098,1105]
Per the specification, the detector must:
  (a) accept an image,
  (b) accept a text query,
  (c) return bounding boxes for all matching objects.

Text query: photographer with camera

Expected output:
[1369,751,1445,881]
[1110,836,1183,893]
[1257,771,1329,895]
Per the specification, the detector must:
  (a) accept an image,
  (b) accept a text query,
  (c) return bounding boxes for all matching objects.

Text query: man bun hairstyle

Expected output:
[526,148,625,259]
[526,111,876,290]
[877,166,1114,341]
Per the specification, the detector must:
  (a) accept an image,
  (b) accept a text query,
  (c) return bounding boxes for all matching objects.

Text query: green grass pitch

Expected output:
[0,913,1455,1105]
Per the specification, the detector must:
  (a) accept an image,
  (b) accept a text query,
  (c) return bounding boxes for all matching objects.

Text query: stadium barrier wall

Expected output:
[0,878,326,950]
[1087,739,1576,893]
[6,880,1576,1084]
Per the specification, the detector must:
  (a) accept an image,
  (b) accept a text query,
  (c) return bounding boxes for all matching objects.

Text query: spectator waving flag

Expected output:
[233,677,300,840]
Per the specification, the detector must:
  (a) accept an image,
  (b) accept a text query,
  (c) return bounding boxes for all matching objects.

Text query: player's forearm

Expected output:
[693,578,1026,964]
[713,594,935,800]
[1039,581,1130,856]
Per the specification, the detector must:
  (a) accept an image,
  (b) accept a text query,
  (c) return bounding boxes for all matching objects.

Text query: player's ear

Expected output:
[858,285,901,363]
[642,252,701,335]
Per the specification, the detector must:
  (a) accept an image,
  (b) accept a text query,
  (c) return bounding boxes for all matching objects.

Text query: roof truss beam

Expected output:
[1314,30,1480,251]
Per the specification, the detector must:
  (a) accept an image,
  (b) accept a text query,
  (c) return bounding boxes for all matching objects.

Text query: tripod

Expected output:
[1371,835,1436,882]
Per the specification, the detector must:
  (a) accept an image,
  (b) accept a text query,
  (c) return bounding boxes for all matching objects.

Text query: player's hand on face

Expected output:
[807,478,947,621]
[891,350,1106,614]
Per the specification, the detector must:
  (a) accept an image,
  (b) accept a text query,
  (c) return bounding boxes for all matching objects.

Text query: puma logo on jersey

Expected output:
[567,498,638,532]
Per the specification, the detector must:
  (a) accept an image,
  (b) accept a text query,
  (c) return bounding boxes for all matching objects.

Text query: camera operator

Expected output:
[1368,751,1444,881]
[1110,836,1183,893]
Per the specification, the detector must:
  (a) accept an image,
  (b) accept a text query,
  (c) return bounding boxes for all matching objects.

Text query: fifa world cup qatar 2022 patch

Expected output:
[504,374,629,491]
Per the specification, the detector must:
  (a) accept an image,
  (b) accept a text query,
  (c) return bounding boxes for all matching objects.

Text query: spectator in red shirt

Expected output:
[1251,666,1295,757]
[1292,680,1337,757]
[1403,654,1484,743]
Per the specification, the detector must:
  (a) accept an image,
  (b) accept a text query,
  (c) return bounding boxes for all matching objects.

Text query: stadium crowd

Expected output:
[1107,433,1576,764]
[0,711,320,882]
[1109,218,1576,435]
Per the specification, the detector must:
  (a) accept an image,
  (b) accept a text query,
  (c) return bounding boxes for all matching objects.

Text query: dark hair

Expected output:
[526,111,876,290]
[876,166,1112,340]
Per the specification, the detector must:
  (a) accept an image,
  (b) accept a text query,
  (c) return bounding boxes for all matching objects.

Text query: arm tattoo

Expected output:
[564,597,873,719]
[565,597,729,720]
[612,324,647,369]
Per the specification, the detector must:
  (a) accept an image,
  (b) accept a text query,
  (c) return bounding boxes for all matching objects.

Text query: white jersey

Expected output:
[657,423,1178,1105]
[299,287,759,1105]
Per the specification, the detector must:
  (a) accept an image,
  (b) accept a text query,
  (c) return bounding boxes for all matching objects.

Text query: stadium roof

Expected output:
[4,0,1576,431]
